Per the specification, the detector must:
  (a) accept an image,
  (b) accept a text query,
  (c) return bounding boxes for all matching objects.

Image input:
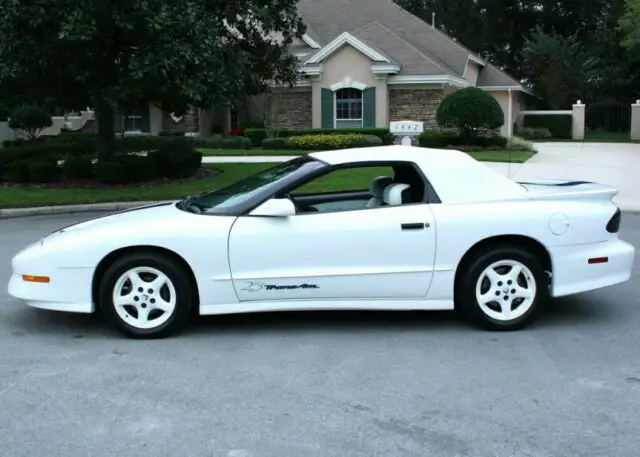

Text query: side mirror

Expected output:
[250,198,296,217]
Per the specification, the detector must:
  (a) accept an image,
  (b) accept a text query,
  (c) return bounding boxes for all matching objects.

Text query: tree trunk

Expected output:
[95,96,115,160]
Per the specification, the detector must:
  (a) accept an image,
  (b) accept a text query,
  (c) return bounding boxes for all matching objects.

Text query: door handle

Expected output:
[401,222,429,230]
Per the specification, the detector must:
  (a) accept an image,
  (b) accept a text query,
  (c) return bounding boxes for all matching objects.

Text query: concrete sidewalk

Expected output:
[202,142,640,210]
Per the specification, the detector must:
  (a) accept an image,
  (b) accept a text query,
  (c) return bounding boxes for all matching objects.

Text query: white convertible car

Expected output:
[7,145,635,338]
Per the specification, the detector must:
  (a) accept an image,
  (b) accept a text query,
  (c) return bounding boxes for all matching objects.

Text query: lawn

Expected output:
[0,163,395,209]
[198,148,535,163]
[0,148,534,209]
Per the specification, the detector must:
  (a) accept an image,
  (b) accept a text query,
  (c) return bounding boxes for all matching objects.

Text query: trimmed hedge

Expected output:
[0,134,203,184]
[263,134,382,150]
[418,131,508,148]
[245,127,394,147]
[517,126,552,140]
[522,114,572,139]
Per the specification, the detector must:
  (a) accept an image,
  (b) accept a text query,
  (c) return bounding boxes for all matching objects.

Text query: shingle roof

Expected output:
[296,0,521,87]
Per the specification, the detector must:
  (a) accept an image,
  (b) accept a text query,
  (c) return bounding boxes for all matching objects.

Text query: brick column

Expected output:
[183,106,200,134]
[631,100,640,141]
[572,100,585,140]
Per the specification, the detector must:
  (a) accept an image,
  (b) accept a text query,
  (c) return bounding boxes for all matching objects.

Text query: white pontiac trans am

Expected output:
[7,145,635,338]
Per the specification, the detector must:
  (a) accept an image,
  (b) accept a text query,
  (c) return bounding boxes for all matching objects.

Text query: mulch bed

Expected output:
[1,167,223,190]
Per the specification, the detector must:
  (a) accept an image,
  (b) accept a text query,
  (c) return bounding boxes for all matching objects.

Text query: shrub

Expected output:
[28,160,60,183]
[517,126,552,140]
[158,130,185,137]
[114,154,157,182]
[506,136,536,152]
[522,115,571,138]
[220,136,251,149]
[8,105,53,140]
[418,131,462,148]
[148,148,202,179]
[63,156,94,180]
[5,160,30,183]
[95,160,128,184]
[245,128,268,147]
[227,128,245,137]
[291,128,394,144]
[287,133,380,150]
[436,87,504,142]
[261,137,288,149]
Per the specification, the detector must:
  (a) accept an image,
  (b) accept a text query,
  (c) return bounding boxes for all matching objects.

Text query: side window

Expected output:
[291,166,394,196]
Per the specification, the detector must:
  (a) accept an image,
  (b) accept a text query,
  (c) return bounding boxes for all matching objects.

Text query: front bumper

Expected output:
[550,239,635,297]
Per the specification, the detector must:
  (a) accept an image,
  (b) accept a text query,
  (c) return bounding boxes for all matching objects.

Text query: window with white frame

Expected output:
[335,88,363,129]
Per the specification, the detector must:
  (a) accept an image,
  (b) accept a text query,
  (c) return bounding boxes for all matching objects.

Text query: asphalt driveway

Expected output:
[1,212,639,457]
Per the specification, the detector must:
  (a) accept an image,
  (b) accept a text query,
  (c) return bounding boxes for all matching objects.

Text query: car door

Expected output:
[227,203,437,302]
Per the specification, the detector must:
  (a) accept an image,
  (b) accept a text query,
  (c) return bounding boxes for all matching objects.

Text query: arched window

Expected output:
[335,88,363,129]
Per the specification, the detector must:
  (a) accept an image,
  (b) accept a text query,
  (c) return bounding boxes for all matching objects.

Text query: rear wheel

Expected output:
[98,251,194,338]
[457,245,547,330]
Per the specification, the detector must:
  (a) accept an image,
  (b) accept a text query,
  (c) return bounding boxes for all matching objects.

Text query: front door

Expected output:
[227,204,437,302]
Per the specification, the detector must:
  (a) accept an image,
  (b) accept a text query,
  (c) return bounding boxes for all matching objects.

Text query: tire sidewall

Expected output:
[98,253,193,338]
[459,246,548,330]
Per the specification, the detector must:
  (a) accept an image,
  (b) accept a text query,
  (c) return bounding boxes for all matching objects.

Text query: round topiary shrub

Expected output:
[29,160,60,183]
[436,87,504,143]
[8,105,53,140]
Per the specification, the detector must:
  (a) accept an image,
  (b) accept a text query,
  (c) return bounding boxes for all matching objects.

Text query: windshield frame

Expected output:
[177,155,329,216]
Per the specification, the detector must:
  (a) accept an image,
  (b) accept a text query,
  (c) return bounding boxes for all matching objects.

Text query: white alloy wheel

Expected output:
[474,259,537,322]
[112,266,177,330]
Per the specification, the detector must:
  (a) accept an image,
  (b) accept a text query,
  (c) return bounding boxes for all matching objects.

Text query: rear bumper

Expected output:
[550,239,635,297]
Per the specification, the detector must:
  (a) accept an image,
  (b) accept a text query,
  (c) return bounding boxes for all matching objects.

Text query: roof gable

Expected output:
[304,31,391,64]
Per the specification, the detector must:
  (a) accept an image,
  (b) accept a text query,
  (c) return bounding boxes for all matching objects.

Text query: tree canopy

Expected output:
[0,0,305,158]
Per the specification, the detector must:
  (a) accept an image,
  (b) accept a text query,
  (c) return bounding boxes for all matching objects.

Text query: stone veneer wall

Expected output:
[161,106,200,133]
[268,89,312,130]
[389,88,445,130]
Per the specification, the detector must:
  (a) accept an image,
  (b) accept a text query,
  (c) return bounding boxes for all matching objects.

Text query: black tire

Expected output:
[98,251,194,338]
[456,245,548,331]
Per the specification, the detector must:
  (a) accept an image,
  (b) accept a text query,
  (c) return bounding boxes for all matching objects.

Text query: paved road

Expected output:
[1,213,640,457]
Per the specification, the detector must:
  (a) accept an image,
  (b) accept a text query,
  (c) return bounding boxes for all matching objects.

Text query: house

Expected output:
[124,0,534,138]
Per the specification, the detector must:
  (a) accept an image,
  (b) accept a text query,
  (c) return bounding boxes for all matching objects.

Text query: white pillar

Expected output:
[631,100,640,141]
[572,100,585,140]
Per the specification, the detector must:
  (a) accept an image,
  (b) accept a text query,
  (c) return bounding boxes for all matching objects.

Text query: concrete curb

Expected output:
[0,201,166,219]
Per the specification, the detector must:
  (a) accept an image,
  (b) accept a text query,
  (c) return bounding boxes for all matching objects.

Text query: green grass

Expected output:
[0,148,534,209]
[199,148,535,163]
[465,149,535,163]
[0,163,275,209]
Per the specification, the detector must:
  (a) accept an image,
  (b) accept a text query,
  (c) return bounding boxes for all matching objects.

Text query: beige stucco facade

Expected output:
[488,90,523,137]
[311,45,388,128]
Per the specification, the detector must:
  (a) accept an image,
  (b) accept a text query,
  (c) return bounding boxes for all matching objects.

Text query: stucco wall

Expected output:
[490,90,522,137]
[311,44,388,128]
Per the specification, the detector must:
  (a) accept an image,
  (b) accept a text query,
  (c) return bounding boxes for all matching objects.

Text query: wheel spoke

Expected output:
[514,286,533,299]
[478,289,497,305]
[509,264,523,283]
[114,292,135,308]
[137,305,150,323]
[499,297,512,319]
[485,268,502,284]
[149,274,169,292]
[153,297,174,313]
[127,271,145,289]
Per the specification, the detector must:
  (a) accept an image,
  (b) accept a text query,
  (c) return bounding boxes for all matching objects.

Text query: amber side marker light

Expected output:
[22,275,50,283]
[588,257,608,264]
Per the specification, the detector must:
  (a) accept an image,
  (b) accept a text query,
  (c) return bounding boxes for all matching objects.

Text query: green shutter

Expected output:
[362,87,376,128]
[321,88,334,128]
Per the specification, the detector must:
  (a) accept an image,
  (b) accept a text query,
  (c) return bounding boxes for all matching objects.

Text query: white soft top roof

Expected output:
[309,145,527,204]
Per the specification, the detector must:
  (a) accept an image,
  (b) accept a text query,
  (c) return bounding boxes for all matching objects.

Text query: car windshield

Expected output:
[179,156,325,215]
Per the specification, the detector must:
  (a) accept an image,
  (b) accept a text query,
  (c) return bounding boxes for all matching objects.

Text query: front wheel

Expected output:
[456,246,548,331]
[98,251,194,338]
